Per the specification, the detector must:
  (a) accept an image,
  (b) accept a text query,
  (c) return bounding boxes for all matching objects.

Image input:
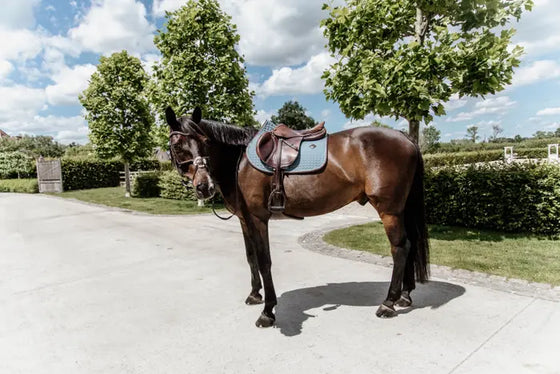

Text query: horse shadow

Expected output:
[275,281,465,336]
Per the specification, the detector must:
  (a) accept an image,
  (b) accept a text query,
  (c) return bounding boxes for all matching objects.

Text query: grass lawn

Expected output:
[0,178,38,193]
[57,186,221,215]
[324,222,560,285]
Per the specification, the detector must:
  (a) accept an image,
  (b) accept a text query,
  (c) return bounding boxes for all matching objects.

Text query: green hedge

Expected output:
[61,158,162,191]
[425,163,560,236]
[424,148,550,167]
[0,152,36,178]
[0,178,38,193]
[132,172,161,197]
[158,171,197,200]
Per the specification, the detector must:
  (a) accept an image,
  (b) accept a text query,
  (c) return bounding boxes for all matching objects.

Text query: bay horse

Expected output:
[166,106,429,327]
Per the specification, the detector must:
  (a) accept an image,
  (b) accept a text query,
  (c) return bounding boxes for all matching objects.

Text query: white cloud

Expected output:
[1,115,89,144]
[0,0,40,29]
[443,94,468,112]
[0,85,46,122]
[45,64,96,105]
[536,107,560,116]
[512,0,560,57]
[0,27,43,61]
[154,0,334,66]
[343,114,376,129]
[447,96,516,122]
[0,60,13,79]
[69,0,155,55]
[255,109,274,124]
[512,60,560,87]
[256,52,335,97]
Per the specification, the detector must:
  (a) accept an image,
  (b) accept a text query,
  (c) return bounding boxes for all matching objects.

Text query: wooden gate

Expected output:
[37,159,63,193]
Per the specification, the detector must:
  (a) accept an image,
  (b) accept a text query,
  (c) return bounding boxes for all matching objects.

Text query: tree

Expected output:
[491,124,504,141]
[0,135,66,158]
[421,125,441,152]
[371,120,392,129]
[150,0,256,146]
[322,0,533,142]
[271,101,316,130]
[79,50,154,197]
[466,126,479,143]
[556,127,560,137]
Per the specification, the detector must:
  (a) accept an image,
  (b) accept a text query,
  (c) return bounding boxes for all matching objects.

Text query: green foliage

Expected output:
[158,170,197,200]
[0,151,36,178]
[466,125,479,142]
[424,148,549,167]
[80,50,154,164]
[425,163,560,236]
[132,172,161,198]
[421,125,441,152]
[434,136,560,154]
[0,135,66,158]
[0,178,38,193]
[322,0,533,140]
[371,120,392,128]
[150,0,256,147]
[63,143,96,159]
[271,101,316,130]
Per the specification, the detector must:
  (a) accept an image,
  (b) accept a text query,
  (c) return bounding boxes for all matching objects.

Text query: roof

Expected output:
[0,129,9,138]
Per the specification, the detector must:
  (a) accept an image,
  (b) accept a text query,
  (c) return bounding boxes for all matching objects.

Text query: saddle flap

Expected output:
[256,132,301,169]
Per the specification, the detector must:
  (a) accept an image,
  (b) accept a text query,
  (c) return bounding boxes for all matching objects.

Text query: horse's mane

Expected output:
[195,119,259,146]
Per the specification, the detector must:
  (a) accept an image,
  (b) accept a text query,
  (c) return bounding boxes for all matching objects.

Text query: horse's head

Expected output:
[165,106,216,200]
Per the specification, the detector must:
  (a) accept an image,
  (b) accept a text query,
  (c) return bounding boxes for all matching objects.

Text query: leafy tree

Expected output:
[556,127,560,137]
[0,151,35,178]
[371,120,392,128]
[64,143,96,159]
[533,130,555,139]
[322,0,533,142]
[421,125,441,153]
[79,50,154,196]
[271,101,316,130]
[0,135,66,158]
[150,0,256,146]
[466,126,479,143]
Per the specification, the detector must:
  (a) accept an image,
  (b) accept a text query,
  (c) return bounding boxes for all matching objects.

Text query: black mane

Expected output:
[195,119,259,146]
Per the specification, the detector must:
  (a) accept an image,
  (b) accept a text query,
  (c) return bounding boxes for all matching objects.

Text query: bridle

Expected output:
[168,130,238,220]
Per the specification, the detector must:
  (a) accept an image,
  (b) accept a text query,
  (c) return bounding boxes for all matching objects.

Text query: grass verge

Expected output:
[0,179,38,193]
[57,186,221,215]
[324,222,560,285]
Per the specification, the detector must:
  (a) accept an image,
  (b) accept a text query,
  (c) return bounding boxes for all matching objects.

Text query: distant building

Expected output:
[154,147,171,161]
[0,129,9,139]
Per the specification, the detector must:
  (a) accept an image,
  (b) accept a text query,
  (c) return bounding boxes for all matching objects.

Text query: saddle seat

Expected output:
[255,122,327,213]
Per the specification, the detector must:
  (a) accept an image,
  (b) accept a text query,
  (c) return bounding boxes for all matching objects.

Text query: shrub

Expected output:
[158,171,196,200]
[0,178,38,193]
[0,152,36,178]
[132,172,161,197]
[425,162,560,236]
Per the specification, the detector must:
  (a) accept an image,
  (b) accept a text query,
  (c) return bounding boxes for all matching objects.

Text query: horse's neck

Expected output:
[213,143,243,206]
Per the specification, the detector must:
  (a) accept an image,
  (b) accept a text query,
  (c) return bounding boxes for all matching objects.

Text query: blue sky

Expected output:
[0,0,559,144]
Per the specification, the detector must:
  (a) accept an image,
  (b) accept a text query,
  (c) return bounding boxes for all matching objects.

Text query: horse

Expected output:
[165,106,429,327]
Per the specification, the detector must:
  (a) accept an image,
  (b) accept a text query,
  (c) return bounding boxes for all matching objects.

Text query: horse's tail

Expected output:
[404,145,430,283]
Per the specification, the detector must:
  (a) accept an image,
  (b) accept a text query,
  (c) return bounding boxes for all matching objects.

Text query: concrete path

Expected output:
[0,193,558,374]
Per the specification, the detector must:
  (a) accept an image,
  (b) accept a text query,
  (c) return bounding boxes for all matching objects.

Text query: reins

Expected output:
[211,149,243,221]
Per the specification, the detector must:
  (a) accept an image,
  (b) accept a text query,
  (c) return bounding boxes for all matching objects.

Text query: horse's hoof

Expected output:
[395,295,412,308]
[376,304,397,318]
[255,312,275,328]
[245,293,263,305]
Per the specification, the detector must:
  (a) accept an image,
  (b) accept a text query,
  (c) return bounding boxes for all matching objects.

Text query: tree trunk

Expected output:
[124,161,131,198]
[409,119,420,143]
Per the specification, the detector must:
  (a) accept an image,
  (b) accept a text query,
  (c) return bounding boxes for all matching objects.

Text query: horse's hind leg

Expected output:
[376,213,410,318]
[240,219,263,305]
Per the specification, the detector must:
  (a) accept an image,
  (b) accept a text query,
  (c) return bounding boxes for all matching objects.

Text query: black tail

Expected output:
[404,145,430,283]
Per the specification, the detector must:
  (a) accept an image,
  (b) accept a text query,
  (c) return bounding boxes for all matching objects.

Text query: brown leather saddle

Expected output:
[256,122,327,213]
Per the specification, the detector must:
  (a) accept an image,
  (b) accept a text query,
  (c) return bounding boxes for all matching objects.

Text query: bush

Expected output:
[158,171,196,200]
[61,158,163,191]
[0,178,38,193]
[424,150,503,167]
[0,152,36,178]
[132,172,161,197]
[425,162,560,236]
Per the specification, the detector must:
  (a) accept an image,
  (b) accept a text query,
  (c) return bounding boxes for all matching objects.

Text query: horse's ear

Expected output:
[192,107,202,124]
[165,106,181,131]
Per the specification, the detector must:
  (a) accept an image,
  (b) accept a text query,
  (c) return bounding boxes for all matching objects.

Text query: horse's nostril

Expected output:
[196,183,208,193]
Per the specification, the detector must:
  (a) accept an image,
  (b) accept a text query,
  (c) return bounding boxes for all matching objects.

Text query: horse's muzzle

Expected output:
[195,182,215,200]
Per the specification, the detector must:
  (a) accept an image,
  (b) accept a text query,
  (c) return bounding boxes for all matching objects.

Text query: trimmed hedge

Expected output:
[424,148,550,167]
[158,171,197,200]
[0,178,38,193]
[132,172,161,197]
[61,158,162,191]
[425,162,560,236]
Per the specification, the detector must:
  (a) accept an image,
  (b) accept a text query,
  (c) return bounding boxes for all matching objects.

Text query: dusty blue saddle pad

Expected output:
[246,120,328,174]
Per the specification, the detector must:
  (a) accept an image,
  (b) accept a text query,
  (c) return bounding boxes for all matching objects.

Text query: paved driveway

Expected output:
[1,194,558,373]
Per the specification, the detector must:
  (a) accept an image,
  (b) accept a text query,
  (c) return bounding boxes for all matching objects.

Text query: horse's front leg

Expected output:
[240,218,263,305]
[243,215,277,327]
